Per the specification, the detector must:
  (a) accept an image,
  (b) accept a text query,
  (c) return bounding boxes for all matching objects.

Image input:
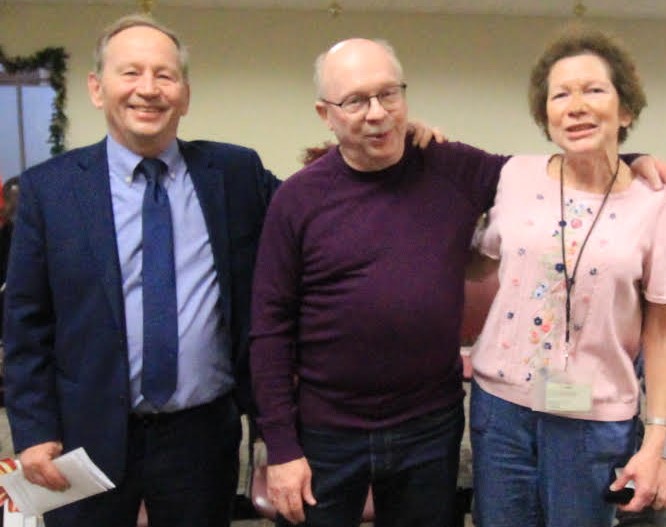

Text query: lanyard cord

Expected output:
[559,155,620,370]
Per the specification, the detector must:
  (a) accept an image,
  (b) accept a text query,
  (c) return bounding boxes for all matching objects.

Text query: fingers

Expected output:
[407,120,447,149]
[656,158,666,187]
[409,121,426,147]
[269,488,305,525]
[280,476,317,523]
[302,477,317,506]
[616,472,656,512]
[621,488,656,512]
[412,127,446,148]
[19,441,70,491]
[645,162,662,191]
[652,462,666,510]
[287,491,306,524]
[414,129,431,149]
[631,156,663,191]
[269,472,316,523]
[429,127,446,146]
[609,473,631,492]
[267,457,315,525]
[270,487,310,524]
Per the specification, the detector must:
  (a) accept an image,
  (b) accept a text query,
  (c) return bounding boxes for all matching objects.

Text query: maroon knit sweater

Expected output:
[250,139,508,464]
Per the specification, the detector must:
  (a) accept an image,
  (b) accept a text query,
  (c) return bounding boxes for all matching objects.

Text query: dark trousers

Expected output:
[277,403,465,527]
[44,395,241,527]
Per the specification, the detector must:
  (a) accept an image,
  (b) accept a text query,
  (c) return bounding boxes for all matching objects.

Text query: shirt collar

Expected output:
[106,135,183,185]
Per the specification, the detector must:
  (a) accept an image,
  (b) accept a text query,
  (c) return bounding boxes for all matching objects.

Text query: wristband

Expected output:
[645,417,666,426]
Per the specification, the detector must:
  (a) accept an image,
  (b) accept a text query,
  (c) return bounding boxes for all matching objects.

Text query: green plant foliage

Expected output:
[0,46,69,155]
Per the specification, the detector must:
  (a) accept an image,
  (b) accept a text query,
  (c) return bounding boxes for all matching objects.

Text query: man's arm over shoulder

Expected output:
[428,141,510,213]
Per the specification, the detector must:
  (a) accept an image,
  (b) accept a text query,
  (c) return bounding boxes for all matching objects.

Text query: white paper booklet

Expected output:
[0,447,115,517]
[3,506,44,527]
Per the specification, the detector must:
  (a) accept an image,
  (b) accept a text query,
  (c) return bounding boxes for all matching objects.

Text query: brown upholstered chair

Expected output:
[461,273,499,347]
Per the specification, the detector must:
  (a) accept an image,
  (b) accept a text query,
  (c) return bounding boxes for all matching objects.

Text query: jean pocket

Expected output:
[582,418,636,461]
[469,380,495,435]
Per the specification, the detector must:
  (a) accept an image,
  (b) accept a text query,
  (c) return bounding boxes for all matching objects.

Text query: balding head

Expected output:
[314,38,404,99]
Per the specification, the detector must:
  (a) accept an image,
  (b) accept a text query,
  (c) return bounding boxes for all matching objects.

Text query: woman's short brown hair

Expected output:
[528,26,646,144]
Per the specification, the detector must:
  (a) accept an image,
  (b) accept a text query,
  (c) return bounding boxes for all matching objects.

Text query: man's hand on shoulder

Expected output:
[408,120,446,149]
[267,456,317,524]
[631,156,666,190]
[19,441,70,491]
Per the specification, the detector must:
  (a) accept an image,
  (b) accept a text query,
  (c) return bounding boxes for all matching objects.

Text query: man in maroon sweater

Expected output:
[251,38,507,527]
[249,38,664,527]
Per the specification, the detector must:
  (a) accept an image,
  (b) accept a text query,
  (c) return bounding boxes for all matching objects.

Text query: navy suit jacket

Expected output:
[3,138,279,484]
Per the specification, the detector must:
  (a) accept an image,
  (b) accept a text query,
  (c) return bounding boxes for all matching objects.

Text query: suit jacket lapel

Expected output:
[179,141,232,321]
[70,140,232,338]
[72,140,126,332]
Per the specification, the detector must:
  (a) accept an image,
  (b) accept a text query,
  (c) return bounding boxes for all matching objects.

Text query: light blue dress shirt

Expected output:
[107,136,233,413]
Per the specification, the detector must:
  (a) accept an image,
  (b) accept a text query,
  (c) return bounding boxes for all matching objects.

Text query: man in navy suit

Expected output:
[3,14,278,527]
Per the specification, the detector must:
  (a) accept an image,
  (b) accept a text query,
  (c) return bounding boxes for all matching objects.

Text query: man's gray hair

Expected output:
[313,38,404,98]
[92,13,189,80]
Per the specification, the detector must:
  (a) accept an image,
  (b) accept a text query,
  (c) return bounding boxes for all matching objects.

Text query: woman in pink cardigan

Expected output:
[468,27,666,527]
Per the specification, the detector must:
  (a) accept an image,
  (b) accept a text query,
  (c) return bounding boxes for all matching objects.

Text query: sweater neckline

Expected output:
[332,140,415,183]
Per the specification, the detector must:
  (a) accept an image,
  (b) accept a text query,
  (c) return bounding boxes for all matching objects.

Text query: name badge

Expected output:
[532,368,592,414]
[545,381,592,413]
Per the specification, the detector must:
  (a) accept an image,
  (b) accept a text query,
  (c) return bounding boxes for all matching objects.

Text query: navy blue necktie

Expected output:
[139,158,178,409]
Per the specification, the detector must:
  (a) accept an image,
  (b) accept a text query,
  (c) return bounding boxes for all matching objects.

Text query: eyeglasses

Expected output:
[320,83,407,114]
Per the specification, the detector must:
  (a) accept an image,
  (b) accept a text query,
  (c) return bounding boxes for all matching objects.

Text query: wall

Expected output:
[1,4,664,177]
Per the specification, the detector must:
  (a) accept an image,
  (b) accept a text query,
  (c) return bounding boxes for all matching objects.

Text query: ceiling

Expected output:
[14,0,666,19]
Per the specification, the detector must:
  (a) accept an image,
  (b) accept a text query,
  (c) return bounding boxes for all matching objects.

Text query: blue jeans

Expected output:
[470,380,636,527]
[276,403,464,527]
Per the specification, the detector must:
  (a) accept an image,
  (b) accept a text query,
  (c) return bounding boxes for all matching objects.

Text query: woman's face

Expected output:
[546,53,632,156]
